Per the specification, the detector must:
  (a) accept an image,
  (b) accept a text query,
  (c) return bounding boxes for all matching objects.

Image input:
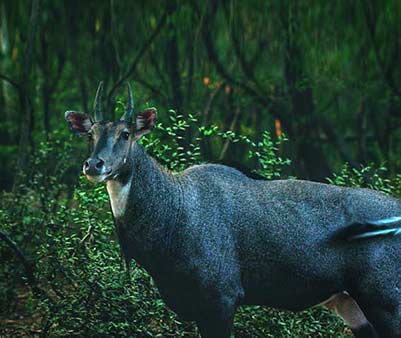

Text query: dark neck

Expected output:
[107,143,182,269]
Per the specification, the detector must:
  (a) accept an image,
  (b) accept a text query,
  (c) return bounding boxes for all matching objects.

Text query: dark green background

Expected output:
[1,0,400,190]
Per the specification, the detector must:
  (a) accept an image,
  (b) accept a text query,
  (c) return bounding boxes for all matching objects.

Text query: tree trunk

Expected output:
[40,31,51,139]
[14,0,40,191]
[283,1,331,181]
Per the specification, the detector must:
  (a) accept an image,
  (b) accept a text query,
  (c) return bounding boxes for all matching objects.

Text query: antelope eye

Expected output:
[121,131,130,140]
[87,131,93,140]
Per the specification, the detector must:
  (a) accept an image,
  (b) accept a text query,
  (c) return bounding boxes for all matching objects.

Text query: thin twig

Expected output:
[202,82,223,125]
[80,225,93,244]
[219,107,241,161]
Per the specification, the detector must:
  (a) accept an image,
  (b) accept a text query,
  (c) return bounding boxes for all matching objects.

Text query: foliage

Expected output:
[248,131,291,180]
[328,163,401,197]
[142,109,291,179]
[141,109,202,172]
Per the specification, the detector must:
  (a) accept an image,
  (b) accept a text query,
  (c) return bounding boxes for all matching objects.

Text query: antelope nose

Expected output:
[83,158,104,175]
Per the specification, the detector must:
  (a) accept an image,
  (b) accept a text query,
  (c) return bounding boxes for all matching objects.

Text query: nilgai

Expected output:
[65,82,401,337]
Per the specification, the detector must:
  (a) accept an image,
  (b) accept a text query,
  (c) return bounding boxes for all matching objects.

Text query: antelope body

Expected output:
[65,83,401,337]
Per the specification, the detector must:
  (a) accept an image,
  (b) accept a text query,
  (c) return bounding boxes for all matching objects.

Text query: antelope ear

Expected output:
[134,108,157,139]
[65,111,93,136]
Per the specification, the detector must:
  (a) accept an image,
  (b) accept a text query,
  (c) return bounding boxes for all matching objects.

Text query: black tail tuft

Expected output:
[333,216,401,242]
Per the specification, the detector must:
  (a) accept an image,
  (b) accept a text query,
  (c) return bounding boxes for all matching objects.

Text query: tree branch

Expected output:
[132,71,168,102]
[110,0,123,70]
[198,1,293,140]
[0,73,20,91]
[106,4,176,110]
[0,230,51,302]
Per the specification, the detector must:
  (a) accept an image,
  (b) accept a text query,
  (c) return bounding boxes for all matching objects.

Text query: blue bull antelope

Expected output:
[65,82,401,337]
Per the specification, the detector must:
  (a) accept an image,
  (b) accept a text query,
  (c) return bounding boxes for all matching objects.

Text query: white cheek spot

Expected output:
[106,179,132,218]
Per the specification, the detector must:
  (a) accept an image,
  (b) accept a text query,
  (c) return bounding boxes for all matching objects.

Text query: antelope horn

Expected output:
[121,83,134,122]
[93,81,104,122]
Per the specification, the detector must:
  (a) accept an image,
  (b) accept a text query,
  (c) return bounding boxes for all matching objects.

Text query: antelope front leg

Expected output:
[196,297,237,338]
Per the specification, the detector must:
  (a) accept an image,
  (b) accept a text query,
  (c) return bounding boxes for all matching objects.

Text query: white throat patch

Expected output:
[106,178,132,219]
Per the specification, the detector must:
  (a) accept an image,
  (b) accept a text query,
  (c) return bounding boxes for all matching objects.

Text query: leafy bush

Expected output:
[328,163,401,197]
[2,111,399,336]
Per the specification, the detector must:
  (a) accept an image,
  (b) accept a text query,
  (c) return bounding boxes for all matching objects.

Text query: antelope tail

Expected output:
[334,216,401,241]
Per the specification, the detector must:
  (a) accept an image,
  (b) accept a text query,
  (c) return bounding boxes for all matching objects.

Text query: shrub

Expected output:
[328,163,401,197]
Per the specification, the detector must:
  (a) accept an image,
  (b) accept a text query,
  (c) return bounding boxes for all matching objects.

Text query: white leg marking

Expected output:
[320,292,369,329]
